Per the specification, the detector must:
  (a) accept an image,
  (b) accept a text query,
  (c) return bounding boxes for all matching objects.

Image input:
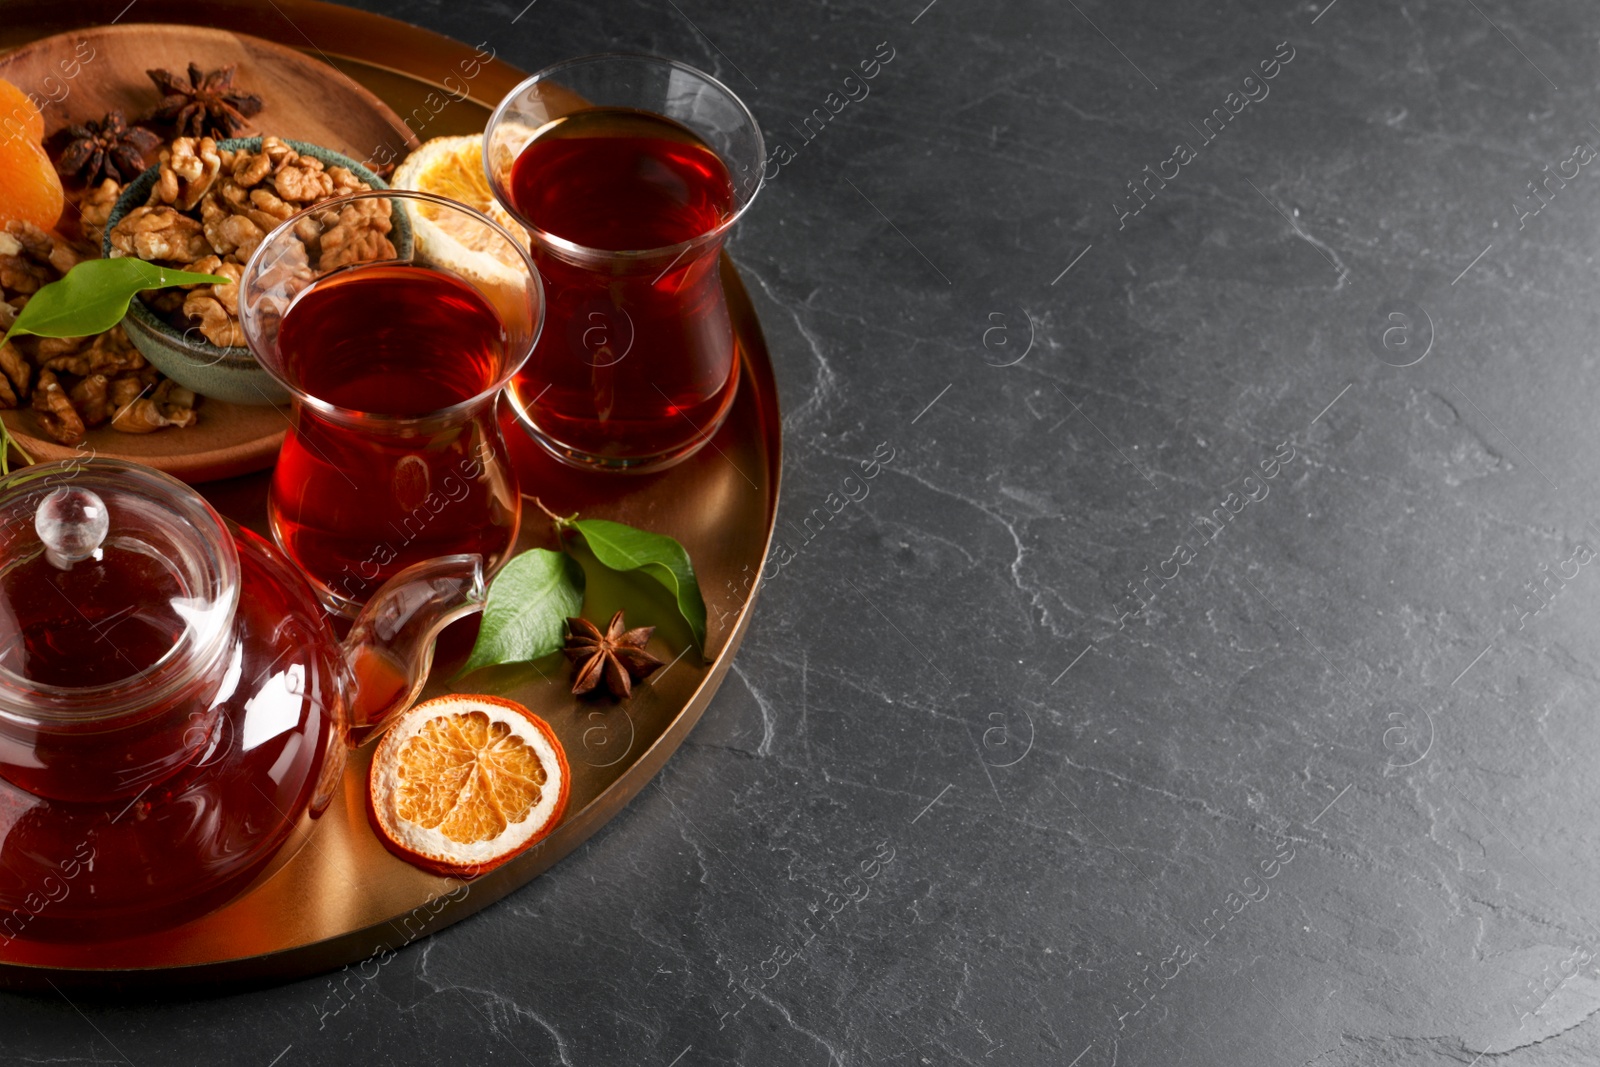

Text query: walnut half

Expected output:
[31,370,86,445]
[112,379,197,433]
[78,179,123,248]
[108,206,209,264]
[316,199,395,271]
[148,136,222,212]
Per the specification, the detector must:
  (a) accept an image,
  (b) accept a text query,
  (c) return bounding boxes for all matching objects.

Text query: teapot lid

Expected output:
[0,459,240,715]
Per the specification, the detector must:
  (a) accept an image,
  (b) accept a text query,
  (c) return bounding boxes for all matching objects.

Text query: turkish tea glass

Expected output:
[240,190,543,616]
[485,53,765,472]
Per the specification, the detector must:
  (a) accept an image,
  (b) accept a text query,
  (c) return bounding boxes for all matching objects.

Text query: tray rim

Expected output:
[0,3,782,992]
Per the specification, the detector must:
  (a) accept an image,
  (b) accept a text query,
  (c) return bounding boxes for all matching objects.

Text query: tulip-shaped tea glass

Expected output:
[485,53,765,472]
[240,190,543,616]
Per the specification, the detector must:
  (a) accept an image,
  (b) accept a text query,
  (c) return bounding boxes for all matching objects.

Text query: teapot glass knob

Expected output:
[35,486,109,569]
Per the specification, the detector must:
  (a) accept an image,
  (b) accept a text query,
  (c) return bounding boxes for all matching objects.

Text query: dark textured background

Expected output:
[10,0,1600,1063]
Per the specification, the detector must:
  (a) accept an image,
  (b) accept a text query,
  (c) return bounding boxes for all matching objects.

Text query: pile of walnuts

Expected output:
[0,221,197,445]
[1,125,393,448]
[108,136,392,348]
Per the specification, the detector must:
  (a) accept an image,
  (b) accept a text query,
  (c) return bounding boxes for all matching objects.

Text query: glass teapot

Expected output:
[0,458,486,942]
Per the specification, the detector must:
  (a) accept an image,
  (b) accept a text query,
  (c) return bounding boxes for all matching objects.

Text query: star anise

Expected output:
[55,111,163,185]
[145,62,264,140]
[563,611,665,699]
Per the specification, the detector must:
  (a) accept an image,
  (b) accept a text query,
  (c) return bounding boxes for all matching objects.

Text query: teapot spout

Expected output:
[342,554,487,743]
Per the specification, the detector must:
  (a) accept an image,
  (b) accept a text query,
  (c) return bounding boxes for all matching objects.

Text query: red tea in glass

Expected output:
[269,264,517,608]
[240,191,543,616]
[503,108,740,467]
[509,110,735,252]
[486,56,765,472]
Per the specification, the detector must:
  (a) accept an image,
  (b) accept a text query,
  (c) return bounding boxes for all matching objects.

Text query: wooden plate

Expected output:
[0,23,420,483]
[7,401,289,483]
[0,4,784,991]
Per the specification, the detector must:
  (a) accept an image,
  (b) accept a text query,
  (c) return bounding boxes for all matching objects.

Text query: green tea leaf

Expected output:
[458,549,585,677]
[1,258,228,344]
[570,518,707,650]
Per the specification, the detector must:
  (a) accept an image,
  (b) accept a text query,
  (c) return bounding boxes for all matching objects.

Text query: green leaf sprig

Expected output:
[0,258,228,346]
[0,419,33,476]
[0,258,225,476]
[459,501,709,679]
[457,549,585,679]
[554,514,708,651]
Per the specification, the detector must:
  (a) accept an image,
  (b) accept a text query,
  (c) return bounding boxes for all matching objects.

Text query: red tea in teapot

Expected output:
[0,546,186,688]
[0,528,345,941]
[0,458,496,943]
[268,263,521,610]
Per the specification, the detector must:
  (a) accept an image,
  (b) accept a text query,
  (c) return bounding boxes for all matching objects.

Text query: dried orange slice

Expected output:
[392,135,529,282]
[392,135,525,241]
[368,694,570,877]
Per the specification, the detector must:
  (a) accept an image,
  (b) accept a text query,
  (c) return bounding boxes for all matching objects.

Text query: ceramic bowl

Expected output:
[102,137,393,406]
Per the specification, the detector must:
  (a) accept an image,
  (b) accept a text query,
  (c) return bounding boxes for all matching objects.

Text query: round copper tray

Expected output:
[0,2,781,991]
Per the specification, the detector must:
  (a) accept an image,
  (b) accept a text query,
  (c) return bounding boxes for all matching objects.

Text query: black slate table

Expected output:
[9,0,1600,1064]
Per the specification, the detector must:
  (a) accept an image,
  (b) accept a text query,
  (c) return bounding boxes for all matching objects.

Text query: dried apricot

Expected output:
[0,79,44,145]
[0,136,65,231]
